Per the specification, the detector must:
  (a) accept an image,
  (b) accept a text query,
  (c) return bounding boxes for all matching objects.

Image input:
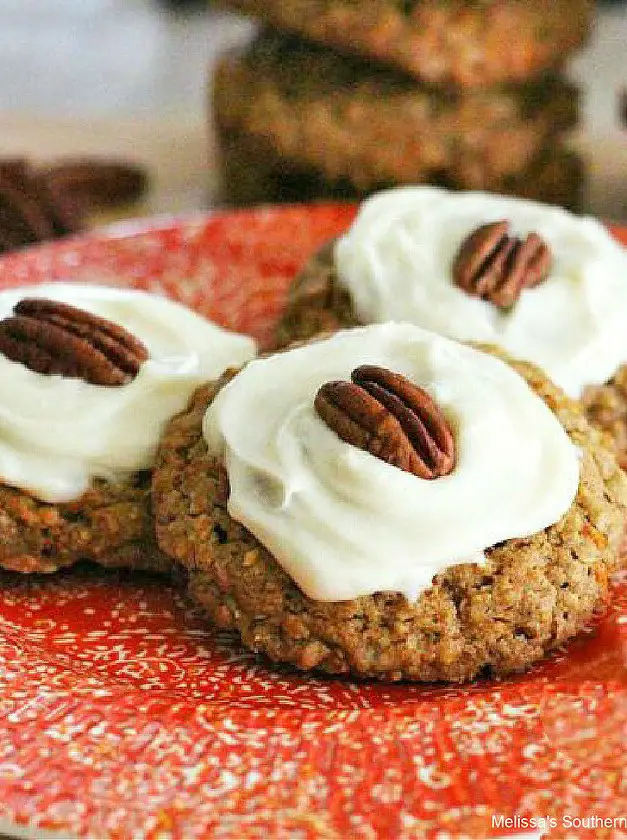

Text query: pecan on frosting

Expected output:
[453,220,551,309]
[0,298,149,386]
[314,364,456,479]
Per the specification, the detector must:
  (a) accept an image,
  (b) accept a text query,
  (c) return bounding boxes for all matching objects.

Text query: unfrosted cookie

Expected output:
[0,284,256,574]
[153,325,627,682]
[219,125,583,212]
[216,0,593,89]
[214,32,580,203]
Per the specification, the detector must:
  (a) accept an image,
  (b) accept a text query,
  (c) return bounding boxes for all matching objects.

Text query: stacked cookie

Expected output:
[213,0,594,209]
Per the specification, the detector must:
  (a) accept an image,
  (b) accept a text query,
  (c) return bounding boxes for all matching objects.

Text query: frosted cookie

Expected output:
[153,324,627,681]
[276,186,627,464]
[0,283,256,574]
[216,0,593,89]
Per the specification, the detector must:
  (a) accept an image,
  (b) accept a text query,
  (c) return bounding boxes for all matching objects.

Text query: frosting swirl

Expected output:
[335,186,627,398]
[203,324,579,602]
[0,283,257,502]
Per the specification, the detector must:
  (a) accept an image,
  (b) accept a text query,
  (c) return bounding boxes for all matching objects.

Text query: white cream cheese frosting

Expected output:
[203,323,579,602]
[0,283,257,502]
[334,186,627,399]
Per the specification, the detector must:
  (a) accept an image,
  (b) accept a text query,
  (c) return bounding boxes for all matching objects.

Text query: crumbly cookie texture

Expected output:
[273,240,356,350]
[214,32,580,200]
[153,356,627,682]
[277,244,627,468]
[218,120,584,212]
[583,370,627,472]
[0,474,172,575]
[216,0,593,89]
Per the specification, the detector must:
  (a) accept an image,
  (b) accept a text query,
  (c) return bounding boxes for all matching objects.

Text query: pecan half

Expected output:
[0,159,84,251]
[0,156,149,257]
[0,298,149,385]
[43,159,149,209]
[453,220,551,308]
[314,364,455,479]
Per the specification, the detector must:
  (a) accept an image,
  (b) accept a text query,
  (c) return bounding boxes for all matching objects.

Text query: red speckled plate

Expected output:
[0,207,626,840]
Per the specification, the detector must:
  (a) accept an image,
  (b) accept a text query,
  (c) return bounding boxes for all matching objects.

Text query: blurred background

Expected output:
[0,0,253,117]
[0,0,624,222]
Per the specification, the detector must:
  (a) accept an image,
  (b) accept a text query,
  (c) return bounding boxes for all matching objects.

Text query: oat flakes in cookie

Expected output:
[217,0,593,89]
[0,283,256,574]
[153,323,627,682]
[277,186,627,467]
[214,32,581,206]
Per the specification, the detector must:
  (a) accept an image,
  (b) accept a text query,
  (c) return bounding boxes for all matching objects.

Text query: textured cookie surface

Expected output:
[152,358,627,682]
[214,32,580,200]
[583,371,627,472]
[219,125,583,213]
[0,474,171,575]
[216,0,593,88]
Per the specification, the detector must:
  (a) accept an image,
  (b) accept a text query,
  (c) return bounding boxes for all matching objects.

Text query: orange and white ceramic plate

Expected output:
[0,206,626,840]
